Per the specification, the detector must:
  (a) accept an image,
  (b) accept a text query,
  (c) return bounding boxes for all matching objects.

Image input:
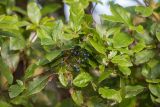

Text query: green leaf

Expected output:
[58,67,68,87]
[151,94,160,103]
[102,4,132,26]
[41,4,61,16]
[135,50,155,65]
[150,63,160,79]
[37,28,54,45]
[156,32,160,41]
[45,50,61,61]
[10,36,25,50]
[113,32,134,48]
[70,90,83,106]
[1,42,20,72]
[0,30,16,37]
[0,58,13,84]
[0,15,19,30]
[98,70,112,83]
[89,38,106,54]
[132,41,145,53]
[9,80,25,98]
[118,66,131,76]
[27,1,41,24]
[105,27,121,38]
[26,75,50,96]
[111,55,133,67]
[98,87,122,103]
[119,98,136,107]
[70,2,84,31]
[149,84,160,97]
[125,85,144,98]
[52,20,63,42]
[24,64,38,80]
[132,25,144,33]
[73,72,92,87]
[135,6,153,17]
[0,101,12,107]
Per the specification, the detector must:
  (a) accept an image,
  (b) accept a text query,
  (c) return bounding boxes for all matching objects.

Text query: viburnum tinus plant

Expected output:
[1,0,160,107]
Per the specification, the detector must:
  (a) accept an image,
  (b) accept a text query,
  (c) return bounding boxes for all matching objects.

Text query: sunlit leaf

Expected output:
[99,87,122,103]
[73,72,92,87]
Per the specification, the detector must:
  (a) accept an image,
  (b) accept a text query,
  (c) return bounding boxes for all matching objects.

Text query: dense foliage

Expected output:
[1,0,160,107]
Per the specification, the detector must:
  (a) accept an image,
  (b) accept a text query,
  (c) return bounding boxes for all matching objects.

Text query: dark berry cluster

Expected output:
[73,65,80,72]
[70,46,90,72]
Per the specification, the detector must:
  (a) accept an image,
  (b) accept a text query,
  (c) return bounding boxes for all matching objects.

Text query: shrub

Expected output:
[0,0,160,107]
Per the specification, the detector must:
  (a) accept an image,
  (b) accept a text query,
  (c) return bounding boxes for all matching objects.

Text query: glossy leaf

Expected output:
[113,32,134,48]
[89,38,106,54]
[27,1,41,24]
[73,72,92,87]
[111,55,133,67]
[118,66,131,76]
[98,87,122,103]
[58,67,68,87]
[51,20,63,42]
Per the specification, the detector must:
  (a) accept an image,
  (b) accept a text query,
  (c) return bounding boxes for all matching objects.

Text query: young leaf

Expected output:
[73,72,92,87]
[37,28,54,45]
[98,87,122,103]
[135,6,153,17]
[113,32,134,48]
[111,55,133,67]
[132,41,145,53]
[52,20,63,42]
[27,1,41,24]
[118,66,131,76]
[70,3,84,31]
[102,4,132,26]
[89,38,106,55]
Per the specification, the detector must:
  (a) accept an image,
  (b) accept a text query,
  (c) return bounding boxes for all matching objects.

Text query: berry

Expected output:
[84,57,88,60]
[73,65,80,72]
[73,51,80,56]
